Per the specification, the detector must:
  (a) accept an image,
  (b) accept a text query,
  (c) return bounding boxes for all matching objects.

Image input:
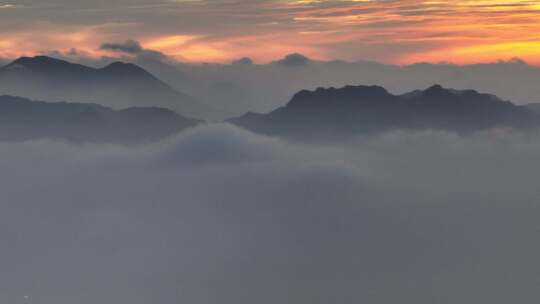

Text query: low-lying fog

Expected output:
[1,124,539,304]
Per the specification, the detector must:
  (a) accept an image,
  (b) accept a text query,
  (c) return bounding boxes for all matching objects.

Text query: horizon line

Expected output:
[0,53,537,68]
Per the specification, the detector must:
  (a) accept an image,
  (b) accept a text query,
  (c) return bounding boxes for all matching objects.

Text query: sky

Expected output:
[1,0,540,64]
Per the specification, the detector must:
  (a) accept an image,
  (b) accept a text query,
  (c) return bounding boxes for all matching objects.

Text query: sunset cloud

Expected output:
[1,0,540,64]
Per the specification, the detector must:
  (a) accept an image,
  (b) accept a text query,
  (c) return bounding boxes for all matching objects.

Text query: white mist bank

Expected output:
[1,124,539,304]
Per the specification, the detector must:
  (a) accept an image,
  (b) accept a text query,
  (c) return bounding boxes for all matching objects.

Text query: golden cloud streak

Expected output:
[1,0,540,64]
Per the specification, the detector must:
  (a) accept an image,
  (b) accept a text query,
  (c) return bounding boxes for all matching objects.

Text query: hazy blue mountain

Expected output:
[0,56,219,120]
[0,95,200,144]
[44,51,540,119]
[230,85,539,141]
[131,54,540,118]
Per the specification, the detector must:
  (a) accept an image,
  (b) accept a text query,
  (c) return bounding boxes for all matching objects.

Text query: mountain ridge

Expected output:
[0,56,219,120]
[230,84,539,141]
[0,95,200,144]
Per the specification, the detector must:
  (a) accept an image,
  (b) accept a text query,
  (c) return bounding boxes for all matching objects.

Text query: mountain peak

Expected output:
[13,56,65,64]
[286,85,393,110]
[231,84,539,140]
[0,56,214,119]
[420,85,497,101]
[292,85,389,100]
[420,84,459,99]
[100,61,153,78]
[5,57,151,78]
[10,56,70,67]
[4,56,92,74]
[276,53,311,67]
[104,61,141,70]
[425,84,445,93]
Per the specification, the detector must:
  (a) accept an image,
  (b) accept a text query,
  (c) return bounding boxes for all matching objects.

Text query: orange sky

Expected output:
[1,0,540,64]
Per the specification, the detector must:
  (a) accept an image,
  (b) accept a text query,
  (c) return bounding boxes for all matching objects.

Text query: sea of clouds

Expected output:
[1,124,540,304]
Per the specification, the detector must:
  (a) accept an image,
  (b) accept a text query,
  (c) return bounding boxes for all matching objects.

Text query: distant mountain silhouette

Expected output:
[274,53,311,67]
[0,95,199,144]
[230,85,539,140]
[0,56,218,119]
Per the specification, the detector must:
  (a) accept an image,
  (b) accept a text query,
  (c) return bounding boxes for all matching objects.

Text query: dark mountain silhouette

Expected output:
[0,95,200,144]
[230,84,539,140]
[0,56,218,119]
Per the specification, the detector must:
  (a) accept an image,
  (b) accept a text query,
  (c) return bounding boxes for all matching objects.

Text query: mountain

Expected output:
[0,56,218,120]
[230,85,539,141]
[0,95,200,144]
[134,55,540,118]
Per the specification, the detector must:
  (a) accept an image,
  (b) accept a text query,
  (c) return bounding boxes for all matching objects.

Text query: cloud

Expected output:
[100,39,144,54]
[3,0,540,64]
[98,39,171,63]
[232,57,254,65]
[1,123,540,303]
[275,53,311,67]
